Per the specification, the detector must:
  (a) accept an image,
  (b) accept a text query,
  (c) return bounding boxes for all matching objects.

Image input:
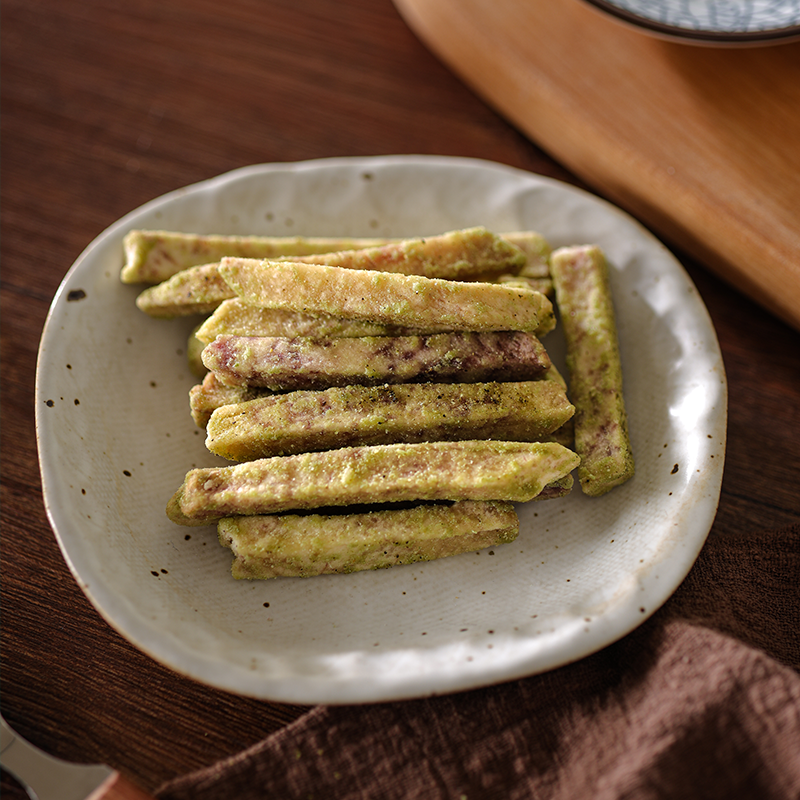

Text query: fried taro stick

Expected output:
[535,473,573,500]
[166,440,581,525]
[285,226,525,279]
[195,281,557,343]
[492,230,553,294]
[122,227,543,285]
[187,323,208,378]
[219,258,555,334]
[133,228,529,317]
[218,500,520,579]
[205,380,575,461]
[189,372,268,428]
[550,245,634,496]
[194,298,432,344]
[504,231,551,277]
[121,229,392,284]
[201,331,551,391]
[136,263,233,318]
[498,275,553,297]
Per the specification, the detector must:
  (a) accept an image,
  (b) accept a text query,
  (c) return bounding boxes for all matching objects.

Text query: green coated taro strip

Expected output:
[132,230,548,319]
[550,245,634,496]
[121,228,549,285]
[189,371,269,428]
[133,232,528,319]
[505,231,551,277]
[283,227,525,279]
[136,263,233,318]
[135,268,553,321]
[166,440,580,525]
[194,298,432,344]
[218,500,519,579]
[534,473,573,500]
[497,275,553,297]
[121,230,392,284]
[205,380,575,461]
[219,259,556,334]
[201,331,551,391]
[187,323,208,379]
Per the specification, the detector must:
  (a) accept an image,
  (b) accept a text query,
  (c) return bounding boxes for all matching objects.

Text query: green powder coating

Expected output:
[218,500,520,579]
[205,380,575,461]
[167,440,580,524]
[550,245,634,497]
[504,231,552,278]
[219,258,555,334]
[186,324,207,379]
[122,231,159,283]
[189,372,266,428]
[247,226,525,281]
[121,229,391,285]
[195,298,429,343]
[122,228,548,285]
[135,263,234,317]
[200,331,551,391]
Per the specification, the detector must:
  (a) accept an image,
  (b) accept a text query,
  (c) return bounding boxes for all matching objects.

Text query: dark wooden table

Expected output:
[2,0,799,795]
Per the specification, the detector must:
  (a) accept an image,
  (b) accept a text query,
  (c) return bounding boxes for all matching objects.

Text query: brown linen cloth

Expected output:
[157,525,800,800]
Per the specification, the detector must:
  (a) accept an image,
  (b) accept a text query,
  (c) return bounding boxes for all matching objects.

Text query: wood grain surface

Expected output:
[394,0,800,331]
[1,0,799,796]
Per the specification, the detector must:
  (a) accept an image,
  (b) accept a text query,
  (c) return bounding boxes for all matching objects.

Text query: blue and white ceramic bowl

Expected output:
[582,0,800,44]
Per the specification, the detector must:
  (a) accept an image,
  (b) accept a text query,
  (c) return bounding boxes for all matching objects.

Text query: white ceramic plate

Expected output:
[581,0,800,44]
[36,156,726,704]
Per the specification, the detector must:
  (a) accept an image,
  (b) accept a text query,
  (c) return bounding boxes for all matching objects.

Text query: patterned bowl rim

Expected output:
[581,0,800,44]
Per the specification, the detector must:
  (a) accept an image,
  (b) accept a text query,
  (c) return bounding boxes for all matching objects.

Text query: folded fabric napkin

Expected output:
[157,525,800,800]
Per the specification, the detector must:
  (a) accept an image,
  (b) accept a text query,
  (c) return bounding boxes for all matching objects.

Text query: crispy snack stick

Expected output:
[285,227,525,279]
[166,440,581,525]
[135,270,555,321]
[135,263,234,318]
[218,500,520,579]
[196,287,554,343]
[121,230,391,284]
[187,323,208,378]
[133,230,535,319]
[502,231,551,278]
[498,275,553,296]
[121,229,548,285]
[205,380,576,460]
[202,331,551,391]
[550,245,634,496]
[219,259,556,334]
[129,227,526,312]
[194,298,431,344]
[538,362,574,449]
[535,473,573,500]
[189,371,268,428]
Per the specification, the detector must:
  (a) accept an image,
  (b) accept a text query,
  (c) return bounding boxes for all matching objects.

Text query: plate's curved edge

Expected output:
[34,155,728,704]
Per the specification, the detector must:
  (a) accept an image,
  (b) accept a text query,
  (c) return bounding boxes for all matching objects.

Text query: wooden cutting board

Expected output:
[393,0,800,331]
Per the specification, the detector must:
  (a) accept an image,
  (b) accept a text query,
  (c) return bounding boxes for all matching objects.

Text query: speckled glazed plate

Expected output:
[581,0,800,44]
[35,156,726,704]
